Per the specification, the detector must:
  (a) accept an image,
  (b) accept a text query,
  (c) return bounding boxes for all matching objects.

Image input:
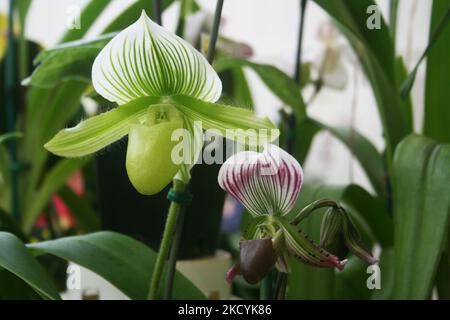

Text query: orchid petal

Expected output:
[44,96,162,157]
[274,216,347,271]
[218,144,303,217]
[92,11,222,105]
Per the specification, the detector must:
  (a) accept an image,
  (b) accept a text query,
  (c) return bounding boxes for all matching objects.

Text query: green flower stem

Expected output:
[260,269,274,300]
[291,199,339,226]
[273,0,308,301]
[389,0,399,43]
[5,0,19,220]
[206,0,224,64]
[274,272,288,300]
[153,0,163,26]
[148,179,187,300]
[163,200,186,299]
[158,0,225,300]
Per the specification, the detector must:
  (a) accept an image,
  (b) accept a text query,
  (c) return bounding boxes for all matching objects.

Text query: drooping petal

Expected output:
[218,144,303,216]
[92,11,222,105]
[274,215,347,271]
[44,96,162,157]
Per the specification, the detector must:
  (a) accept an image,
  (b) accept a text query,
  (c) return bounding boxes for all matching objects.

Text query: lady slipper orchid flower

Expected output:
[45,11,277,195]
[218,144,376,285]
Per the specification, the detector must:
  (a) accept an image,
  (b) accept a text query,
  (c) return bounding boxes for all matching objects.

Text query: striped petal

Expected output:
[92,11,222,105]
[218,144,303,217]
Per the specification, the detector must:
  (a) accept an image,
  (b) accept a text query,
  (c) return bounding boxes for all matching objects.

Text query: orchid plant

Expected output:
[44,11,278,299]
[218,144,376,293]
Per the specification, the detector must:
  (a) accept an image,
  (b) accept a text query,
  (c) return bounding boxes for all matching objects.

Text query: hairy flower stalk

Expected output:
[45,11,278,299]
[218,144,376,290]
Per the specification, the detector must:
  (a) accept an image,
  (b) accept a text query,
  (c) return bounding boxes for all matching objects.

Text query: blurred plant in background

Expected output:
[0,0,449,301]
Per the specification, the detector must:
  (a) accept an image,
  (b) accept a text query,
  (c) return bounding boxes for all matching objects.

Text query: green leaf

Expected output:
[401,6,450,99]
[341,185,393,247]
[395,57,413,129]
[0,269,42,300]
[102,1,174,34]
[60,0,111,42]
[44,96,162,157]
[0,208,28,242]
[15,0,32,32]
[28,46,101,88]
[313,0,408,159]
[371,247,395,299]
[58,186,100,233]
[392,134,450,299]
[424,1,450,143]
[0,132,23,145]
[23,158,90,233]
[0,232,60,300]
[35,33,114,65]
[170,95,279,145]
[21,81,88,222]
[92,12,221,105]
[214,57,306,119]
[311,119,386,196]
[27,231,205,299]
[289,117,321,164]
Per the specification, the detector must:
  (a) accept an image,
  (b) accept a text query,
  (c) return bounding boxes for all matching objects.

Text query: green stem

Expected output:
[274,272,288,300]
[286,0,307,155]
[153,0,163,26]
[5,0,19,221]
[389,0,399,45]
[163,199,186,299]
[148,179,187,300]
[206,0,224,64]
[157,0,225,300]
[260,269,273,300]
[291,199,339,226]
[176,0,193,37]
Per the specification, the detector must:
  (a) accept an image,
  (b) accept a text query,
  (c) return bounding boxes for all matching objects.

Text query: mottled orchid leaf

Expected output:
[218,144,302,217]
[92,11,222,105]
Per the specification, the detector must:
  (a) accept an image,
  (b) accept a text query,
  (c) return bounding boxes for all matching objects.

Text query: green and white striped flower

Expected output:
[45,11,278,195]
[219,144,376,284]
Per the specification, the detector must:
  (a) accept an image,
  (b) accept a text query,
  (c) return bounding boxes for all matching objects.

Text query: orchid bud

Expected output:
[126,105,183,195]
[320,207,348,259]
[320,206,378,264]
[341,211,378,264]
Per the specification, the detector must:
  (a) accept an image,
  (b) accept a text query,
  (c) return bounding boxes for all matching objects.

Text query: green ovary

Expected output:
[126,105,183,195]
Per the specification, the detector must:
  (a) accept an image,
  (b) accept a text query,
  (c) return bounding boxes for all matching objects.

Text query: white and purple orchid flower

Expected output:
[218,144,376,284]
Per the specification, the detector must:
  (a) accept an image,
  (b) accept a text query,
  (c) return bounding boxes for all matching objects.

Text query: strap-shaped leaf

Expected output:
[0,232,60,300]
[170,95,279,145]
[92,11,222,105]
[218,144,302,217]
[44,96,162,157]
[27,231,205,299]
